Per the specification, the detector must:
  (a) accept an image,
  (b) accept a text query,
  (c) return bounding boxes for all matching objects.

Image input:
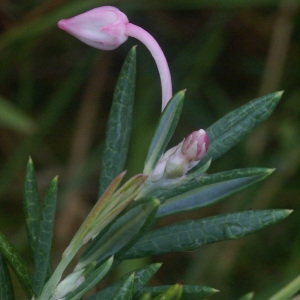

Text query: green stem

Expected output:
[36,242,80,300]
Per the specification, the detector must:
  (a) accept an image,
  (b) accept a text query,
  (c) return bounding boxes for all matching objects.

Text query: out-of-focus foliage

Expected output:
[0,0,299,299]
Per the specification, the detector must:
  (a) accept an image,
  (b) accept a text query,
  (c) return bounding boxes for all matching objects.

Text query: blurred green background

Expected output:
[0,0,300,299]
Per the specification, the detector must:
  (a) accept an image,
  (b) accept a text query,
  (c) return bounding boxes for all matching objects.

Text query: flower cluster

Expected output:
[58,5,210,204]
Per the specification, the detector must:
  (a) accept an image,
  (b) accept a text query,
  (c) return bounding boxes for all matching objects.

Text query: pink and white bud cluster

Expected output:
[151,129,209,181]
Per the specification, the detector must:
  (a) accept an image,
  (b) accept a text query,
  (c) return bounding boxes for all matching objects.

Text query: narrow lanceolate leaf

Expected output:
[195,91,283,169]
[0,231,32,297]
[77,198,159,270]
[73,173,147,252]
[33,177,58,298]
[23,157,40,262]
[87,263,162,300]
[0,251,14,300]
[153,168,273,203]
[152,283,182,300]
[143,90,185,175]
[65,257,114,300]
[123,209,292,259]
[156,168,274,218]
[238,292,254,300]
[143,285,218,300]
[98,47,136,198]
[267,273,300,300]
[111,273,135,300]
[75,171,126,248]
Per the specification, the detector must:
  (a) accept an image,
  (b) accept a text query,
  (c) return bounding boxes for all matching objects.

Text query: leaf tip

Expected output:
[276,90,284,97]
[152,197,161,207]
[284,209,293,216]
[179,89,186,97]
[267,168,276,174]
[129,45,137,58]
[27,156,35,169]
[272,90,284,103]
[274,209,293,221]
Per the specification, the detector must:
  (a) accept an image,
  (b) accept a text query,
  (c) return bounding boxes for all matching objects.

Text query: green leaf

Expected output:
[0,231,32,297]
[0,251,15,300]
[152,283,182,300]
[65,257,114,300]
[87,263,162,300]
[238,292,254,300]
[38,174,147,300]
[111,273,135,300]
[98,47,136,197]
[152,167,272,202]
[77,198,160,270]
[0,95,36,134]
[266,273,300,300]
[71,173,147,258]
[138,293,151,300]
[143,285,218,300]
[156,168,274,217]
[196,91,283,168]
[33,177,58,298]
[143,91,185,175]
[23,157,40,262]
[123,209,292,259]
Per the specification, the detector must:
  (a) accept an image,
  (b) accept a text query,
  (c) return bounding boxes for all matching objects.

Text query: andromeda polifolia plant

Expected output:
[0,5,297,300]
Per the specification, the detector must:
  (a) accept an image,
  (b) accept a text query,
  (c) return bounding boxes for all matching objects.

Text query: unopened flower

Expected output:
[58,6,172,110]
[182,129,209,161]
[138,129,209,199]
[58,6,128,50]
[150,129,209,181]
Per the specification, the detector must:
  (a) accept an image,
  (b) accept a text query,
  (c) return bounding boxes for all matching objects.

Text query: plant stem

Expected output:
[126,23,172,110]
[36,243,80,300]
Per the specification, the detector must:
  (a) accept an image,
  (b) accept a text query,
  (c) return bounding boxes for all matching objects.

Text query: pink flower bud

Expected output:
[58,6,172,110]
[181,129,209,161]
[58,6,129,50]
